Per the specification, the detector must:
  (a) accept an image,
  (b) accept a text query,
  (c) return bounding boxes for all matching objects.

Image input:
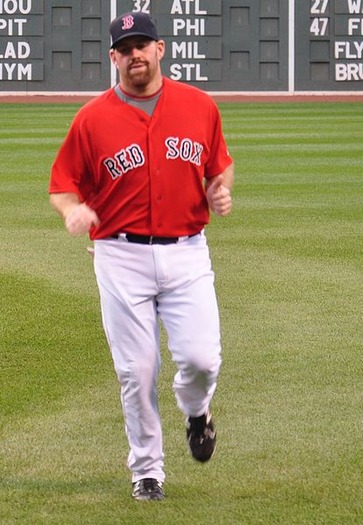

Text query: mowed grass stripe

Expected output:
[1,102,362,524]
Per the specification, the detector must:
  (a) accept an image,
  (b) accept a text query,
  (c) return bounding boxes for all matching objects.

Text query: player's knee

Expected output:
[182,346,221,377]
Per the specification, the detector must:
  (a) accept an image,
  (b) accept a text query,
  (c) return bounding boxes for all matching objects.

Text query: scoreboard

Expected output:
[296,0,363,90]
[0,0,362,93]
[116,0,290,91]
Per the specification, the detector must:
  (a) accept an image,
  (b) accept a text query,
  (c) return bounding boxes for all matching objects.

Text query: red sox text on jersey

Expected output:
[103,138,203,180]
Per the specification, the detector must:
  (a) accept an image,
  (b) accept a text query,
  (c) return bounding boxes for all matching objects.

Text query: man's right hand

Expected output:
[65,203,100,236]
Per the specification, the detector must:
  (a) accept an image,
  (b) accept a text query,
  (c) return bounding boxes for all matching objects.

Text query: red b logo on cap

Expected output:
[122,15,134,30]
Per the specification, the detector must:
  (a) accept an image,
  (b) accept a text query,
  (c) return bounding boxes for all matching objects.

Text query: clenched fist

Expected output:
[65,203,100,235]
[206,175,232,216]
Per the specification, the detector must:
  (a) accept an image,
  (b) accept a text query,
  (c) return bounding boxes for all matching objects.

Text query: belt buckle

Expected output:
[149,235,153,245]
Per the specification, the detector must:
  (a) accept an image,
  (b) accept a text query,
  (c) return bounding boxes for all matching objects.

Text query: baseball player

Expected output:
[49,12,234,501]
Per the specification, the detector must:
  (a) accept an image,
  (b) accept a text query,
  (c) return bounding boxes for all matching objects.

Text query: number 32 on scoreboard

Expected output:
[132,0,151,13]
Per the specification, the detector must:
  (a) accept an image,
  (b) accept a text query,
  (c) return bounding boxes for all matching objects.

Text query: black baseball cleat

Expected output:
[186,410,216,462]
[132,478,165,501]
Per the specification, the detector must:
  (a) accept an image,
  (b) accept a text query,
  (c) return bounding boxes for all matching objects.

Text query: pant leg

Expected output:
[156,234,222,418]
[93,238,165,483]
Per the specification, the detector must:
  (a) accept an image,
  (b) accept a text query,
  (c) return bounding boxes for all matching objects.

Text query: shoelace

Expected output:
[138,478,160,493]
[189,414,214,441]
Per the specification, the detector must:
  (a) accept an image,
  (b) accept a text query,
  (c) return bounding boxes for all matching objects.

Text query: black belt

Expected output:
[110,232,199,245]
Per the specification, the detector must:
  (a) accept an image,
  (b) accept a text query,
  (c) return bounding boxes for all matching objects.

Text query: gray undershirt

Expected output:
[114,84,161,116]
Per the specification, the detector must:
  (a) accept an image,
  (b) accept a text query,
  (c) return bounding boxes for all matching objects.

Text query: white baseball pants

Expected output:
[93,231,221,483]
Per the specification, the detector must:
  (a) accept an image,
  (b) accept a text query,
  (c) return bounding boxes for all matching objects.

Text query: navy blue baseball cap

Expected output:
[110,12,159,49]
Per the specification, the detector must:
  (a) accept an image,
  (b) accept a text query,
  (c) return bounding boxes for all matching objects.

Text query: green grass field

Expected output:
[1,101,362,524]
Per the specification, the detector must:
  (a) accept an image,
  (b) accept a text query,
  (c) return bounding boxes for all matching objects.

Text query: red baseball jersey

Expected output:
[49,77,233,240]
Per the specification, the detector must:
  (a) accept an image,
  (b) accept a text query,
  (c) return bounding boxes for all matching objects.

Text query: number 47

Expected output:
[132,0,151,13]
[310,17,329,36]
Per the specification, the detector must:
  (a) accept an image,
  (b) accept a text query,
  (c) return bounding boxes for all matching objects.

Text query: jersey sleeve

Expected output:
[49,112,93,201]
[204,103,233,179]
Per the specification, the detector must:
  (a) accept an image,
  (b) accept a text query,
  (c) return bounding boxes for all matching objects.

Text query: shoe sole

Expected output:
[133,495,165,501]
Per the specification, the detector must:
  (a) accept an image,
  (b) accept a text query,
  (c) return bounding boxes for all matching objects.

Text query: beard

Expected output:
[127,61,152,89]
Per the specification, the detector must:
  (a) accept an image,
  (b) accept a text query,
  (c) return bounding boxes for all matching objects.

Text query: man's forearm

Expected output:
[50,192,80,219]
[221,162,234,190]
[205,162,234,193]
